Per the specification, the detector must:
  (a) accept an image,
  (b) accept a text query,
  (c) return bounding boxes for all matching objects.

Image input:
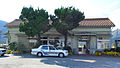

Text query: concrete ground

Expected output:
[0,54,120,68]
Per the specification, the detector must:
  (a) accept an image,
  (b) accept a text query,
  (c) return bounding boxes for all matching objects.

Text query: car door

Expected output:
[49,46,58,56]
[41,46,49,56]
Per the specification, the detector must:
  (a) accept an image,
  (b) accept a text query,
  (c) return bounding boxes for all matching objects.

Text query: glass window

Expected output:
[49,40,54,45]
[43,41,47,45]
[43,37,48,39]
[98,37,103,40]
[49,37,54,39]
[54,37,60,39]
[97,41,110,49]
[40,40,47,45]
[40,37,48,39]
[41,46,48,50]
[49,46,55,50]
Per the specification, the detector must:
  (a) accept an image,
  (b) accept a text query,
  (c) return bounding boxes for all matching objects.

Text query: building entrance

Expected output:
[78,36,90,54]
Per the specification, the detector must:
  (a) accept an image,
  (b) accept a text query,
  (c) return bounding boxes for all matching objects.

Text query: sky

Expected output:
[0,0,120,30]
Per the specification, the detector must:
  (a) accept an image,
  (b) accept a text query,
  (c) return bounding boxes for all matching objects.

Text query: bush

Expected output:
[63,46,72,52]
[116,47,120,52]
[96,48,120,57]
[104,49,110,52]
[110,48,116,52]
[7,50,11,54]
[95,51,102,56]
[9,42,17,51]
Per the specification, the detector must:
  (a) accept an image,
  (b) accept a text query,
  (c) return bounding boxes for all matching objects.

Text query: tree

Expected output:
[50,7,85,47]
[19,7,51,47]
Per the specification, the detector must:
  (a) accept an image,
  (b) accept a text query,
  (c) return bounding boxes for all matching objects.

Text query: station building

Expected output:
[5,18,115,54]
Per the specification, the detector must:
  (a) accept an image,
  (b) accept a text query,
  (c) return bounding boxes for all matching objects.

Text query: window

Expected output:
[97,41,110,49]
[41,46,48,50]
[54,37,60,39]
[42,41,47,45]
[41,37,48,39]
[40,36,61,45]
[79,36,89,40]
[40,40,47,45]
[49,46,55,50]
[98,37,103,40]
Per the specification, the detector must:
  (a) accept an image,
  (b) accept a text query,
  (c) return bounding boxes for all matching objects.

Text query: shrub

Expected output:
[116,47,120,52]
[104,49,110,52]
[63,46,72,52]
[7,50,11,54]
[95,51,102,56]
[9,42,17,51]
[110,48,116,52]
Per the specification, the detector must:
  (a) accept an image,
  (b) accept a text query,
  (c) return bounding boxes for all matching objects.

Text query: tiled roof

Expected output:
[79,18,115,27]
[4,19,23,27]
[5,18,115,27]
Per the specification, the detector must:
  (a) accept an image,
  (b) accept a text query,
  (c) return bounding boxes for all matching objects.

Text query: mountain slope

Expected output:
[0,20,8,44]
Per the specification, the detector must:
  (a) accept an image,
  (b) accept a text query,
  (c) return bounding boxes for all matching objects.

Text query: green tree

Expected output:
[50,7,85,47]
[19,7,51,47]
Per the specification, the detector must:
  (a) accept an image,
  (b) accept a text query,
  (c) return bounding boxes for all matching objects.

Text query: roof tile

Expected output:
[79,18,115,27]
[5,18,115,27]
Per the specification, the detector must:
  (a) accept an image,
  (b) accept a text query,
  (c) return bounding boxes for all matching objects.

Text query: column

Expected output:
[90,36,97,54]
[72,36,78,54]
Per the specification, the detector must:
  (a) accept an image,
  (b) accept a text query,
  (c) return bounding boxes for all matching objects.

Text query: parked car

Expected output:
[0,47,6,56]
[31,45,68,57]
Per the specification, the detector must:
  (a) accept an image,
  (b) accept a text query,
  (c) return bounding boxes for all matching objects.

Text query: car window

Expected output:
[41,46,48,50]
[49,46,55,50]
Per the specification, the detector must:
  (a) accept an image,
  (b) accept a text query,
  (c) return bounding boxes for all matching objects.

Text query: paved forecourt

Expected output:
[0,54,120,68]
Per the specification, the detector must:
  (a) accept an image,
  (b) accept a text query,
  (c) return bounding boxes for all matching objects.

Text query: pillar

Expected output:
[72,36,78,54]
[90,36,97,54]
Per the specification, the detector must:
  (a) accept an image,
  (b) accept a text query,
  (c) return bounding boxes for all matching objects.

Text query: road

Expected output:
[0,54,120,68]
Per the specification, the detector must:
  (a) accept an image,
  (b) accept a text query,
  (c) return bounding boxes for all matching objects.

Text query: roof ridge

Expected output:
[84,18,109,20]
[15,19,21,21]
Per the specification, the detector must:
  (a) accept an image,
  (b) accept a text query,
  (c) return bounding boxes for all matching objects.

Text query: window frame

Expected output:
[41,46,48,50]
[49,46,56,50]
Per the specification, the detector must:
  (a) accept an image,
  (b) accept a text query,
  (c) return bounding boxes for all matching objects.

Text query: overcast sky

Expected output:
[0,0,120,30]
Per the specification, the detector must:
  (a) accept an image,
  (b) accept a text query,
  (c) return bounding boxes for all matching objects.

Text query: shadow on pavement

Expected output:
[0,55,9,58]
[40,55,98,68]
[13,53,39,58]
[13,53,120,68]
[13,53,98,67]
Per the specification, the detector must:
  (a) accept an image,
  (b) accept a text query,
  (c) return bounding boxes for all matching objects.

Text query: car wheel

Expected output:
[59,53,64,58]
[37,52,43,57]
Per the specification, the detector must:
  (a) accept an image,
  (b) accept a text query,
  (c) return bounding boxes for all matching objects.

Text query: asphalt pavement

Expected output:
[0,53,120,68]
